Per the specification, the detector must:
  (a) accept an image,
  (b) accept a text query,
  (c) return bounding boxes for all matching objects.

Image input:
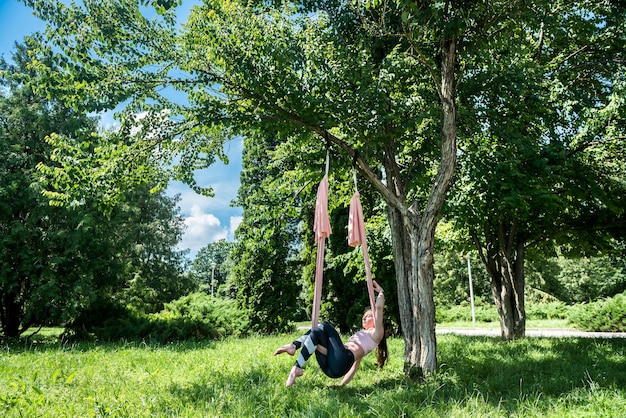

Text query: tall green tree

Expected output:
[191,239,235,294]
[0,45,191,340]
[68,184,194,334]
[38,117,194,327]
[447,0,626,339]
[0,46,114,339]
[112,187,193,315]
[230,131,303,333]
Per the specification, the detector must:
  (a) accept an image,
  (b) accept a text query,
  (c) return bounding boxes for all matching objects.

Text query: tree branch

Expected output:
[191,66,414,216]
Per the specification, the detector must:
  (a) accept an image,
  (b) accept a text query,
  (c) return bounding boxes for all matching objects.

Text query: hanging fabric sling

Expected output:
[311,154,331,328]
[310,156,376,327]
[347,171,377,319]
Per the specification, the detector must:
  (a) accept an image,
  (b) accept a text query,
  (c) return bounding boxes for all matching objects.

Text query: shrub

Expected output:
[568,292,626,332]
[526,301,570,320]
[150,292,250,341]
[72,293,250,343]
[436,298,499,323]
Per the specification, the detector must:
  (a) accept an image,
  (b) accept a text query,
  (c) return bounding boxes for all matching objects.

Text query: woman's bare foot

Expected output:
[286,365,303,387]
[273,343,296,356]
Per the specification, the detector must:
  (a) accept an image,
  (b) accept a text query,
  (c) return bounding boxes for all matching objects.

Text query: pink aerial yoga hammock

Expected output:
[310,165,377,328]
[311,174,331,328]
[347,189,377,319]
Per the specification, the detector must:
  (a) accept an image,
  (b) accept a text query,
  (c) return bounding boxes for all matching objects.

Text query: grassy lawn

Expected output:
[2,329,626,417]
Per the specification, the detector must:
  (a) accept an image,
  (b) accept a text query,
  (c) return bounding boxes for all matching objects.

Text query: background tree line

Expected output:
[0,46,195,341]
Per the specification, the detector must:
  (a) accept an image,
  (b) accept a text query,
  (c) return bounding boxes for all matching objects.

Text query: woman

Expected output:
[274,280,387,387]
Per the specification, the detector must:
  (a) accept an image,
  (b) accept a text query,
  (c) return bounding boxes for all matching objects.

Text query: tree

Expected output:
[20,0,441,375]
[230,131,303,333]
[0,46,108,339]
[191,240,235,294]
[67,184,194,335]
[0,44,191,340]
[38,119,194,329]
[113,187,193,314]
[447,0,626,339]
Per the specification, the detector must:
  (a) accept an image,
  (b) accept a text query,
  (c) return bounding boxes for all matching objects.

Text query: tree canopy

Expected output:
[22,0,459,374]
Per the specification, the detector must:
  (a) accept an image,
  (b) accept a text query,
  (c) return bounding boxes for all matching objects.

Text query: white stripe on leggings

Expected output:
[296,337,317,368]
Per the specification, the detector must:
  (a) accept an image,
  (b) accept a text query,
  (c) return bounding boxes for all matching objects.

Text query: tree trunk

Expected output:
[387,204,438,377]
[387,206,420,372]
[384,35,457,377]
[417,33,456,370]
[474,224,526,340]
[491,240,526,340]
[386,185,450,377]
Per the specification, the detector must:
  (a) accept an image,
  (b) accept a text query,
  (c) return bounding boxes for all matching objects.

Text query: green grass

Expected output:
[2,330,626,417]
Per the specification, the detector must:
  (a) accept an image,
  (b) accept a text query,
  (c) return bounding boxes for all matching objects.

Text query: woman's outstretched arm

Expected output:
[338,357,361,386]
[372,280,385,343]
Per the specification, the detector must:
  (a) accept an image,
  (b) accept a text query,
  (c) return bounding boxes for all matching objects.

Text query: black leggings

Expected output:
[294,322,355,378]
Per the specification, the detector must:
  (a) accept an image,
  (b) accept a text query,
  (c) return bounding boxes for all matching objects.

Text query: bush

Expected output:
[69,293,250,343]
[526,301,570,320]
[436,298,499,323]
[568,292,626,332]
[150,292,250,341]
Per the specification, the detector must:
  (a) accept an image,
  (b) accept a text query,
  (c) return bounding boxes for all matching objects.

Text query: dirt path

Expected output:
[436,327,626,339]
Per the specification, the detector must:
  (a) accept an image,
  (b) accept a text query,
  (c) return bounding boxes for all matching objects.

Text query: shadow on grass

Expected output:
[168,335,626,416]
[167,365,385,416]
[4,337,217,354]
[435,335,626,410]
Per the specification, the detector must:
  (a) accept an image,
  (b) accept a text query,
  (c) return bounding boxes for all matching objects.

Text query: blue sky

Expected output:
[0,0,243,259]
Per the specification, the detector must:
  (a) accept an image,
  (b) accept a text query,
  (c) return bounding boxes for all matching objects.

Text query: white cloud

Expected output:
[230,216,243,238]
[169,137,244,259]
[179,205,228,255]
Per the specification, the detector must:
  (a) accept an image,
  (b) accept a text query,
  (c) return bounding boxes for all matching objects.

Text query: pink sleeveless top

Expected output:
[347,330,378,355]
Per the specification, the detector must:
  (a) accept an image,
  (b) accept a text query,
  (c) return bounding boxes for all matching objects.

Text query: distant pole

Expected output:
[467,255,476,325]
[210,262,217,297]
